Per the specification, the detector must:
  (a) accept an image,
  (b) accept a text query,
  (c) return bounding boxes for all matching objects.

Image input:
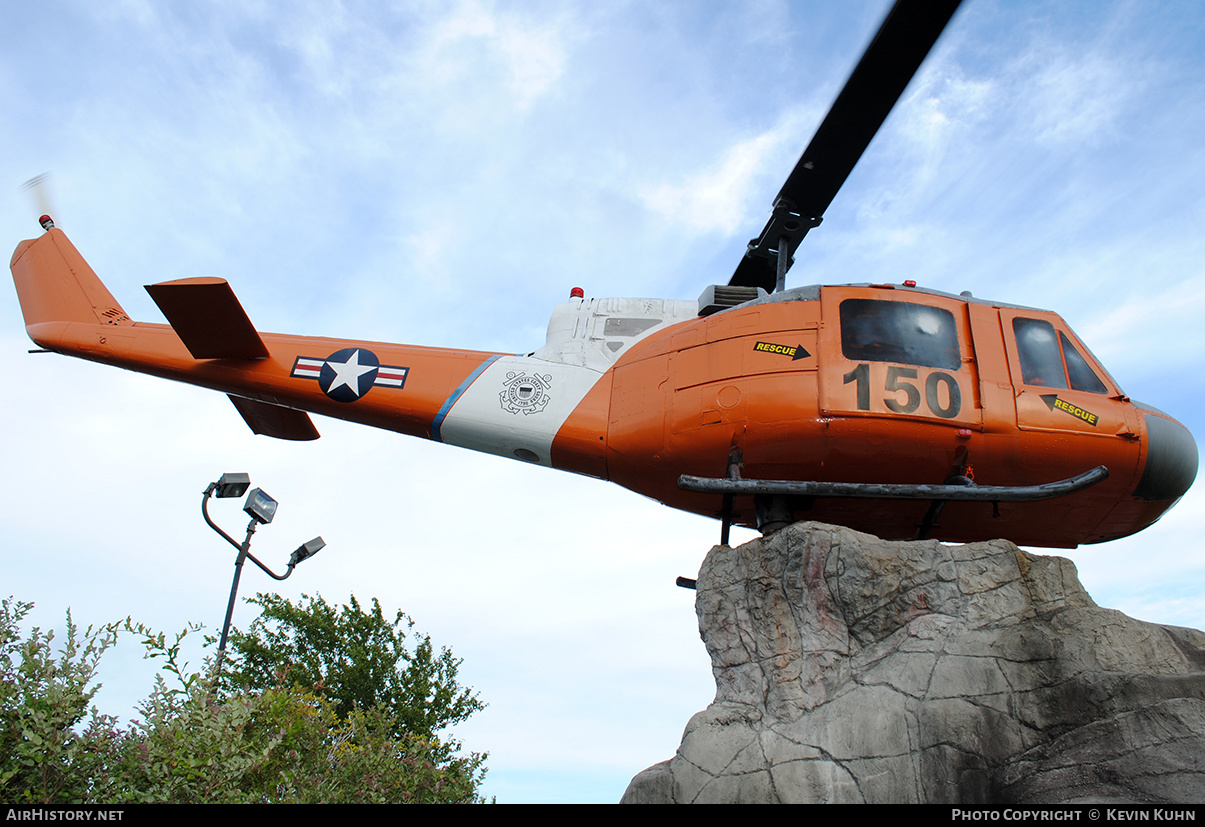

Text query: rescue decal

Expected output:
[500,371,552,415]
[753,341,811,360]
[1041,394,1099,427]
[291,348,409,403]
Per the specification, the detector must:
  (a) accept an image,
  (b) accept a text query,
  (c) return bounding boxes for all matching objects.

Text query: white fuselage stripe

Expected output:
[435,356,604,466]
[431,355,503,443]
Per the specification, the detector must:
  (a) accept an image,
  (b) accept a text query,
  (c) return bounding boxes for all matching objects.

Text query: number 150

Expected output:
[842,363,962,419]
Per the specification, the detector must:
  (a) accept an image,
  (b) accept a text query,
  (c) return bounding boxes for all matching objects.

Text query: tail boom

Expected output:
[12,227,612,477]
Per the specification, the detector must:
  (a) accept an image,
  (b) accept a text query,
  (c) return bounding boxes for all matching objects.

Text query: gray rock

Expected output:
[621,522,1205,804]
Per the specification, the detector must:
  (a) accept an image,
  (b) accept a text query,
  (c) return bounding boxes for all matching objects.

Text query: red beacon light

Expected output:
[903,279,917,288]
[570,287,585,299]
[38,215,54,231]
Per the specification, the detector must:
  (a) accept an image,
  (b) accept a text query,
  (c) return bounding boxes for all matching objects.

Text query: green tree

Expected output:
[223,593,483,743]
[0,596,488,804]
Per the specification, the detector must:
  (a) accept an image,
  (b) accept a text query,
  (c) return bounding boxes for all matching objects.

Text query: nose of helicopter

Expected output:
[1133,406,1198,503]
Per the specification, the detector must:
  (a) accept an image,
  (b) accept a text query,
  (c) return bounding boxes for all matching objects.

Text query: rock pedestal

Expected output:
[623,522,1205,804]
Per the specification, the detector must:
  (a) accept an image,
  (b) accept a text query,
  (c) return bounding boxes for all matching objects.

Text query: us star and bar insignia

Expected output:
[291,348,409,403]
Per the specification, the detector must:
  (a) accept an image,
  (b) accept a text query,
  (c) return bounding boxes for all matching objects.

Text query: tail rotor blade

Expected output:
[21,172,58,231]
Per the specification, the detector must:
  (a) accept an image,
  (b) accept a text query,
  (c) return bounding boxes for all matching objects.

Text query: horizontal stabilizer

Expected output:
[228,395,320,441]
[145,277,269,359]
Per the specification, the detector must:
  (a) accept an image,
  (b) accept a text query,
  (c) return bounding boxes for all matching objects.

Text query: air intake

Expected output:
[698,285,766,317]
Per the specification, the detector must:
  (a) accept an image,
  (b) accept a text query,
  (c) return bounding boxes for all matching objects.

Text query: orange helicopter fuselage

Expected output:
[11,229,1194,549]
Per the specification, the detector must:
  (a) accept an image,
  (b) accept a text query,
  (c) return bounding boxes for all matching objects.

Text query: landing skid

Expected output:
[679,465,1109,547]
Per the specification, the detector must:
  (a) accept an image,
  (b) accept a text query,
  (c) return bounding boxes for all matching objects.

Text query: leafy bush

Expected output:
[116,682,484,803]
[0,596,487,804]
[0,599,123,803]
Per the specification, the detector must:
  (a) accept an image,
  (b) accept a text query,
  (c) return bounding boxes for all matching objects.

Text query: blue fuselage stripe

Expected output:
[431,355,502,442]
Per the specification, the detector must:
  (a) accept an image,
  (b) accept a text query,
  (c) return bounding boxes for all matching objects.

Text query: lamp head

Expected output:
[214,472,250,499]
[243,487,278,525]
[289,536,326,567]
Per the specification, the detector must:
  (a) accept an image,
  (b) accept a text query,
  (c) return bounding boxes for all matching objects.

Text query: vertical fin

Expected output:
[10,229,130,328]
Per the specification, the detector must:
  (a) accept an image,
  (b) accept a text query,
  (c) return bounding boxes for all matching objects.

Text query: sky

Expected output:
[2,0,1203,804]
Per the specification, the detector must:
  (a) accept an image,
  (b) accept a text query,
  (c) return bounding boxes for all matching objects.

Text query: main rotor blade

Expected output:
[729,0,963,292]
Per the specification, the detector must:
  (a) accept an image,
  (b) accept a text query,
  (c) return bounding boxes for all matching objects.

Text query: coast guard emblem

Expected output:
[500,371,552,415]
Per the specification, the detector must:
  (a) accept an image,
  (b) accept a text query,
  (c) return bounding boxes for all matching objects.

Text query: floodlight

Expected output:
[243,487,278,525]
[289,536,326,567]
[202,474,328,674]
[214,472,250,498]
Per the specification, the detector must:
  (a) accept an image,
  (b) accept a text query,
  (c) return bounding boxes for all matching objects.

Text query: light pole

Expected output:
[201,472,325,672]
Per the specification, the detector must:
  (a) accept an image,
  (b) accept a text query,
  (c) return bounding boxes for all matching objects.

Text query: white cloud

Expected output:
[414,1,567,111]
[1074,275,1205,373]
[638,128,788,236]
[1029,52,1135,146]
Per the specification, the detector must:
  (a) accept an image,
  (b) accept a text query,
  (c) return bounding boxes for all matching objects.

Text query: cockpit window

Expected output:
[840,299,960,370]
[1013,318,1067,389]
[1012,318,1109,393]
[1060,332,1108,394]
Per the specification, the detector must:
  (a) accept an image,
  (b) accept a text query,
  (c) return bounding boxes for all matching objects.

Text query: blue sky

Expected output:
[2,0,1203,803]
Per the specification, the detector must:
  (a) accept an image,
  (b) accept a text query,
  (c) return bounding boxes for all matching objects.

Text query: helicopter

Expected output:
[9,0,1197,551]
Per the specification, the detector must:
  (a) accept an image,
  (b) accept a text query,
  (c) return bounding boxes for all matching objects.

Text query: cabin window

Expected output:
[1012,318,1108,393]
[839,299,960,370]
